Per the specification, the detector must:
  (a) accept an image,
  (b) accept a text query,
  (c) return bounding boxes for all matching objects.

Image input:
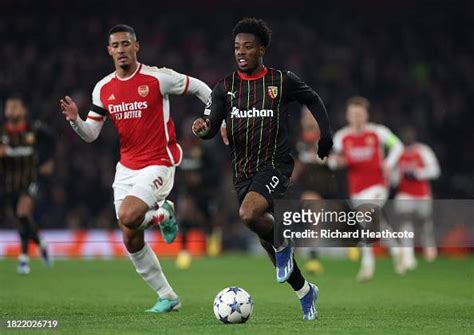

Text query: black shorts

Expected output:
[234,167,291,212]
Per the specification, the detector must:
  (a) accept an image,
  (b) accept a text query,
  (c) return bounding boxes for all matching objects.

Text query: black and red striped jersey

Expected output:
[201,67,331,182]
[0,121,54,194]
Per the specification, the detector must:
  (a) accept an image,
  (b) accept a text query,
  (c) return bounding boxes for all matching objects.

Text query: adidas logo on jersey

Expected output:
[231,106,274,118]
[108,94,116,101]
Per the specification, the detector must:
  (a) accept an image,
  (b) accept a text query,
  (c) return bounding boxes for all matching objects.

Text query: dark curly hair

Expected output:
[232,18,272,47]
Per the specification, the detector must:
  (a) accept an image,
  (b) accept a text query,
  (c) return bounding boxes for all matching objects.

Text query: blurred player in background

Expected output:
[0,96,54,274]
[394,126,440,269]
[175,117,221,269]
[192,18,333,320]
[328,96,404,282]
[291,107,338,274]
[60,24,211,312]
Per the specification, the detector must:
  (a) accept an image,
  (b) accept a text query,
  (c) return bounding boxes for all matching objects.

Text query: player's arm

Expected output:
[60,88,106,143]
[327,130,346,170]
[415,145,441,180]
[285,71,333,159]
[377,125,403,170]
[157,67,211,104]
[34,121,56,176]
[192,82,226,140]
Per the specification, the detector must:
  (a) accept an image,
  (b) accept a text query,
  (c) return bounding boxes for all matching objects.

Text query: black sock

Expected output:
[287,260,305,291]
[18,217,30,254]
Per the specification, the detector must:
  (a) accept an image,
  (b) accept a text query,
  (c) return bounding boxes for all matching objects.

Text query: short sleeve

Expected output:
[156,67,189,96]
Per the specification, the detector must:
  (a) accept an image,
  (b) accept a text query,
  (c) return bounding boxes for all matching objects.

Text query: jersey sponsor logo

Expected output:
[267,86,278,99]
[231,106,274,118]
[348,146,375,161]
[138,85,149,97]
[108,94,116,101]
[108,101,148,120]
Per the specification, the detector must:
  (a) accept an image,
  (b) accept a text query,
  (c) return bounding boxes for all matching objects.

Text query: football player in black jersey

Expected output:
[192,18,333,320]
[0,96,54,274]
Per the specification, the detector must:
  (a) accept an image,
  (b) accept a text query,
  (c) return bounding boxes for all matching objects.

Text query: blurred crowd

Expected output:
[1,1,472,237]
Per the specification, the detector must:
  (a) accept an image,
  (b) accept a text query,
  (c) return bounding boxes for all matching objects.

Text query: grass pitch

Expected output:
[1,255,473,334]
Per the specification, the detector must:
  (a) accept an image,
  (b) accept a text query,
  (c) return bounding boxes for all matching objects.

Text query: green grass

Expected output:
[0,255,473,334]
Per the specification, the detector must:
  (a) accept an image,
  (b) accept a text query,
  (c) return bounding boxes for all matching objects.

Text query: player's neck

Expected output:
[352,124,365,133]
[116,62,139,79]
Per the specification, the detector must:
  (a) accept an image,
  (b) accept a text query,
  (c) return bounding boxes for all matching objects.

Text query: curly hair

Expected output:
[232,17,272,47]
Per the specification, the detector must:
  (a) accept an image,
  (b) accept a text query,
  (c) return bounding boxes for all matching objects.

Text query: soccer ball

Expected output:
[213,287,253,324]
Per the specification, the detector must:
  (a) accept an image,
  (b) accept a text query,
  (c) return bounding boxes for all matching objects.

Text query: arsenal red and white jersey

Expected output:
[333,123,396,196]
[90,63,190,170]
[398,143,440,198]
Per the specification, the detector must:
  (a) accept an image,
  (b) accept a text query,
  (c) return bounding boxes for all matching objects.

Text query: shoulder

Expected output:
[367,123,392,135]
[415,143,435,154]
[140,64,183,80]
[94,72,115,90]
[92,72,115,99]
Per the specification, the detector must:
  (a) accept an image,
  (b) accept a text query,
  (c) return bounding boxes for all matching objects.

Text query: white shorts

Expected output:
[112,162,175,218]
[350,184,388,208]
[394,193,432,219]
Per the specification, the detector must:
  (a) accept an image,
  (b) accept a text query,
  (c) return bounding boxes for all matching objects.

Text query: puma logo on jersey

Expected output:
[231,106,274,118]
[227,91,237,99]
[108,94,116,101]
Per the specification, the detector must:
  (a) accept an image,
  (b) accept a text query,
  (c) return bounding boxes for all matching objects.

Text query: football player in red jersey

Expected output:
[60,24,211,313]
[394,126,440,268]
[329,96,405,282]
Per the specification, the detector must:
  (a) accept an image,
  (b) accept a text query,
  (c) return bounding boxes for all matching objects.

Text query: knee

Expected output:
[239,205,262,229]
[118,206,142,229]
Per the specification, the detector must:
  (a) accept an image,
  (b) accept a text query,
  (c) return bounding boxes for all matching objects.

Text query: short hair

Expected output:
[232,17,272,47]
[108,24,137,41]
[346,96,371,110]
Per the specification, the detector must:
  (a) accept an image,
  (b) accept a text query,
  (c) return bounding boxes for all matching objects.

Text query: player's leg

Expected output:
[114,164,180,312]
[259,238,318,319]
[395,195,417,270]
[117,164,177,242]
[16,193,52,267]
[120,225,180,311]
[12,193,30,275]
[420,199,437,261]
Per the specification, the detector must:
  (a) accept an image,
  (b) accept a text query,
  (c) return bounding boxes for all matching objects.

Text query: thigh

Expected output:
[16,193,34,217]
[130,165,175,208]
[249,168,290,211]
[112,163,135,219]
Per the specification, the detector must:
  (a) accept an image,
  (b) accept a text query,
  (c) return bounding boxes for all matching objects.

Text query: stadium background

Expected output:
[0,0,473,252]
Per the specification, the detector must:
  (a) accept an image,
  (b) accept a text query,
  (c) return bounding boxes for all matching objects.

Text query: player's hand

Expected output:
[192,118,210,137]
[317,136,333,160]
[60,96,79,122]
[39,160,55,176]
[220,123,229,146]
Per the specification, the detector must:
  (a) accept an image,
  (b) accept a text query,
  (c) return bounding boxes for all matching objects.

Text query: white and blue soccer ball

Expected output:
[213,286,253,324]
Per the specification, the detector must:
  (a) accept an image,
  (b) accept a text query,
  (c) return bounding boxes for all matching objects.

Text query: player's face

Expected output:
[346,105,368,128]
[401,128,416,145]
[234,33,265,74]
[4,99,27,123]
[108,32,139,69]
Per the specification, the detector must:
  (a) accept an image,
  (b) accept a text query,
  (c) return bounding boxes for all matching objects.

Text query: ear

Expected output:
[135,41,140,53]
[107,45,113,56]
[259,46,266,57]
